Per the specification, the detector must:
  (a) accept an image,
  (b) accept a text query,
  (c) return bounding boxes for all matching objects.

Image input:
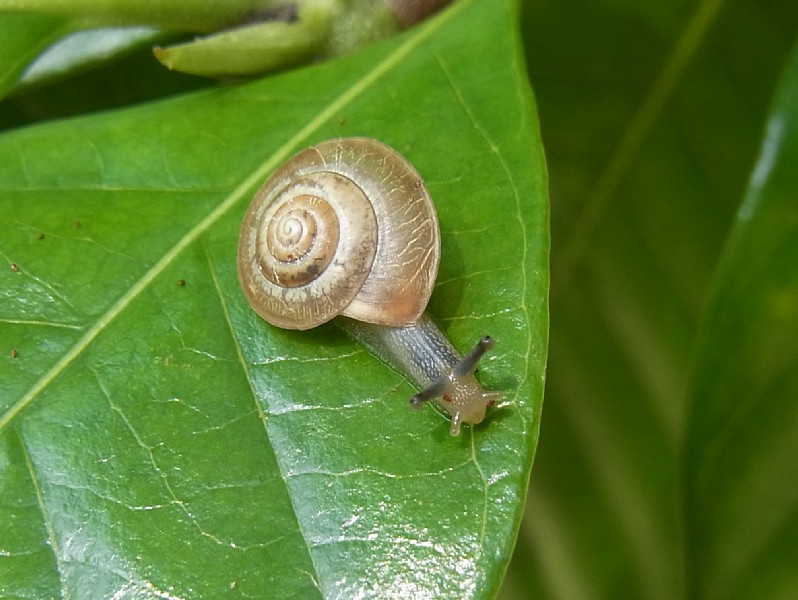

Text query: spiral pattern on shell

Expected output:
[238,138,441,330]
[258,194,340,288]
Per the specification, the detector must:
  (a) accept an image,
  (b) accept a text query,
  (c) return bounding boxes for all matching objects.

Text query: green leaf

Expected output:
[0,0,548,597]
[20,27,166,89]
[499,1,798,599]
[153,0,405,78]
[153,1,338,78]
[684,40,798,600]
[1,41,212,129]
[0,12,74,99]
[0,0,269,32]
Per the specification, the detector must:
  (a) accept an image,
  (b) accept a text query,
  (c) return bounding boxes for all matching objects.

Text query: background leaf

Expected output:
[0,12,73,99]
[499,1,798,599]
[684,40,798,600]
[0,0,547,598]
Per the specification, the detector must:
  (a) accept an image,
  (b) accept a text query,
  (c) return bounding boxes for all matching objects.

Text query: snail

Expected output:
[237,137,500,436]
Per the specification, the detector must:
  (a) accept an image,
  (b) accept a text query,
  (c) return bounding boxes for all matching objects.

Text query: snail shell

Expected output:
[238,137,499,435]
[237,137,440,330]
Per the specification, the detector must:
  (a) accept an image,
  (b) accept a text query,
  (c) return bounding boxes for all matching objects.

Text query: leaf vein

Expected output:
[20,432,67,599]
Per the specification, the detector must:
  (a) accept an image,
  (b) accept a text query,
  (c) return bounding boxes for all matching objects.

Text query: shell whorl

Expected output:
[238,138,441,330]
[259,194,340,288]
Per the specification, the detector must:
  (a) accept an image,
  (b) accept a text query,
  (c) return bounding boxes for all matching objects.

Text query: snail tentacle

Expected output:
[453,335,496,377]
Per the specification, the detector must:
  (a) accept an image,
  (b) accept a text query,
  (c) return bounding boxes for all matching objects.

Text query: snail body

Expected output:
[340,315,498,436]
[238,138,498,435]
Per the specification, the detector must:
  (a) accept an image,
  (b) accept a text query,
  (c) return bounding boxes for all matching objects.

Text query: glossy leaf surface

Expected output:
[0,0,548,598]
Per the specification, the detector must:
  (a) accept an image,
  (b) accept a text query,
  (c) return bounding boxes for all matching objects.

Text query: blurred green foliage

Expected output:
[499,1,798,599]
